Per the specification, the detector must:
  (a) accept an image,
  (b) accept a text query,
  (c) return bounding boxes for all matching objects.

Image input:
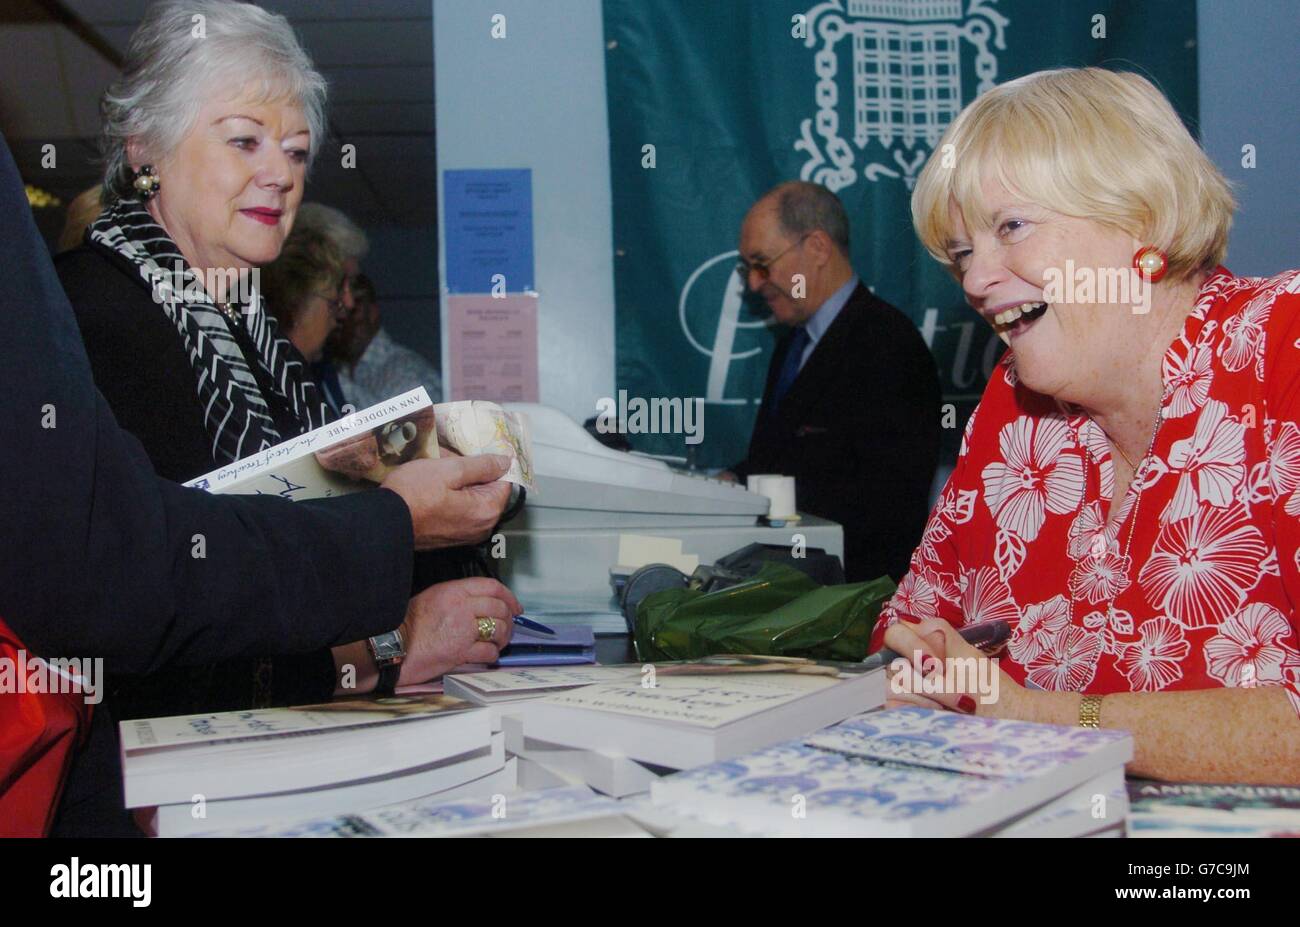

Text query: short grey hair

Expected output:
[768,181,851,256]
[100,0,328,204]
[293,202,369,262]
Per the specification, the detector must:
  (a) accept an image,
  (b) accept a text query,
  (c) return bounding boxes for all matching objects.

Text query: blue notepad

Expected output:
[497,625,596,667]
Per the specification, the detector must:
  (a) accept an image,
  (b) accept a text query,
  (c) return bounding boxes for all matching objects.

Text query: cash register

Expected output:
[497,403,844,630]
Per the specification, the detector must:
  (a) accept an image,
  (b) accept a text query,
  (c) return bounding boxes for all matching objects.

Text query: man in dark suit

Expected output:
[722,182,941,583]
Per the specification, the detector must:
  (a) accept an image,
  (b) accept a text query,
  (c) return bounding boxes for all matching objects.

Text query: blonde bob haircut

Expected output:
[912,67,1235,281]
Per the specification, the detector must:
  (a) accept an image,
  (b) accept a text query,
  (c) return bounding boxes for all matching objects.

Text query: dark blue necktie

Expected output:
[770,326,810,413]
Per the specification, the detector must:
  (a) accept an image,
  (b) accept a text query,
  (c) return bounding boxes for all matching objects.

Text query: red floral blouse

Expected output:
[870,268,1300,718]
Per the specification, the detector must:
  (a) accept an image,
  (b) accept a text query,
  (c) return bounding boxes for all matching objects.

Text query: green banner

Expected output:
[604,0,1198,467]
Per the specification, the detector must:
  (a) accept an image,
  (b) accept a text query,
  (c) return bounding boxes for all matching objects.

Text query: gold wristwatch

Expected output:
[1078,694,1104,729]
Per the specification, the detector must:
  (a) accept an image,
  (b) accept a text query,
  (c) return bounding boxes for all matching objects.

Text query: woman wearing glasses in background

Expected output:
[260,223,350,365]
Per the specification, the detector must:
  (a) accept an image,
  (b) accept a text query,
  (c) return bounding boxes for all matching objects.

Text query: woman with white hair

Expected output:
[872,67,1300,785]
[57,1,517,721]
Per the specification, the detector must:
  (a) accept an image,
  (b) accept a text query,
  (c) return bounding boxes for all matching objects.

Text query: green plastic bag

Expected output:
[633,561,896,663]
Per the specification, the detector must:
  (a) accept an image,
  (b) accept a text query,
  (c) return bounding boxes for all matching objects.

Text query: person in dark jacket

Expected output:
[0,118,516,833]
[723,182,942,583]
[58,0,520,723]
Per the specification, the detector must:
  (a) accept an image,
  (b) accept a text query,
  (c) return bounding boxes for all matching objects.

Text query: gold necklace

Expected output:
[1110,440,1137,471]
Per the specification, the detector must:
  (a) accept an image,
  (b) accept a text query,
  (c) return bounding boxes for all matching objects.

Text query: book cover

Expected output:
[806,706,1132,777]
[185,387,437,500]
[1126,780,1300,837]
[1127,780,1300,813]
[444,664,642,701]
[184,392,536,499]
[121,693,475,753]
[652,739,1014,837]
[536,657,876,730]
[650,707,1133,837]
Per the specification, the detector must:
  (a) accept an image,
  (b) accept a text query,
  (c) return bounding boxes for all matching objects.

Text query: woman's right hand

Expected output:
[396,577,522,685]
[380,455,513,549]
[881,616,950,711]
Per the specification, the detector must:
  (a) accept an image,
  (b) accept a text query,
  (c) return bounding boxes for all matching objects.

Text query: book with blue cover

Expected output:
[650,706,1133,837]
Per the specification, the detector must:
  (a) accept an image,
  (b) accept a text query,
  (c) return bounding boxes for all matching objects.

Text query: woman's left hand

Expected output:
[881,617,1030,719]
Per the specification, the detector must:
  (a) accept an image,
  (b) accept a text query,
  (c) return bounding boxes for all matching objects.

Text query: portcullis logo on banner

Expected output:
[795,0,1009,191]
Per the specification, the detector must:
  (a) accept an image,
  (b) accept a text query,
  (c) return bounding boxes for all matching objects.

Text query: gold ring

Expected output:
[476,617,496,642]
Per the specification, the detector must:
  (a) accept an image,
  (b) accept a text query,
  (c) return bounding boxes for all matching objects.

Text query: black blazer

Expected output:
[0,134,412,832]
[55,244,348,719]
[734,283,941,582]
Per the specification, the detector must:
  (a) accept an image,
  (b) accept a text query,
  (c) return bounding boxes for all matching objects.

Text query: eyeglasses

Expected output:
[735,235,809,285]
[310,290,347,319]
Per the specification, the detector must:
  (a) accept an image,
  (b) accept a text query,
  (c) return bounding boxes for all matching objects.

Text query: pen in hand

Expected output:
[860,617,1011,670]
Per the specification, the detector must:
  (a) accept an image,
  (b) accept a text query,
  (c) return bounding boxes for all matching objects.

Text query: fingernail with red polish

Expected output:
[957,695,977,714]
[899,614,923,624]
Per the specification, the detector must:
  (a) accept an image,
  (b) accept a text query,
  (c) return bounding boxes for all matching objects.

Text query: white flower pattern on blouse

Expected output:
[871,268,1300,717]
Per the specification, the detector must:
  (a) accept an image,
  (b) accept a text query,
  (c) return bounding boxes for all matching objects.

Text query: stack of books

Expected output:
[502,716,671,798]
[121,695,512,837]
[647,706,1133,837]
[450,656,885,796]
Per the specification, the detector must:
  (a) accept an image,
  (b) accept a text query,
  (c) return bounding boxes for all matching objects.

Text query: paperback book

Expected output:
[120,694,489,808]
[650,706,1133,837]
[184,389,534,499]
[520,655,886,769]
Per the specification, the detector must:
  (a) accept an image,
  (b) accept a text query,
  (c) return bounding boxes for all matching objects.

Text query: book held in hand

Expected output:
[184,389,534,500]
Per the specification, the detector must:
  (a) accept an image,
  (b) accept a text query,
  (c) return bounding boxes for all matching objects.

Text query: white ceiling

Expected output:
[1,0,436,226]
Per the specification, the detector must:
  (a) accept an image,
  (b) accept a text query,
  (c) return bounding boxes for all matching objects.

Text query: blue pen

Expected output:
[513,614,556,635]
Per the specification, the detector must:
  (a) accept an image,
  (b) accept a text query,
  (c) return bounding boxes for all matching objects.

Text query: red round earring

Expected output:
[1132,246,1168,282]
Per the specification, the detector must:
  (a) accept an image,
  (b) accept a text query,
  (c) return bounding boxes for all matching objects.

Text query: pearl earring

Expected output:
[1132,245,1168,282]
[132,165,161,200]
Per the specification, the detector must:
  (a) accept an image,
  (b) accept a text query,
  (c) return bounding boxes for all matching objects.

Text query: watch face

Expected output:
[371,631,405,663]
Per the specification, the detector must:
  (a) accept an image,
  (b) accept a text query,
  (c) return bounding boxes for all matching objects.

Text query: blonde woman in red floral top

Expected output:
[871,67,1300,784]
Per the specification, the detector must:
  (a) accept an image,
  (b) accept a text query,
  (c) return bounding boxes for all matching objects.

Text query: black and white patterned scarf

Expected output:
[88,198,331,464]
